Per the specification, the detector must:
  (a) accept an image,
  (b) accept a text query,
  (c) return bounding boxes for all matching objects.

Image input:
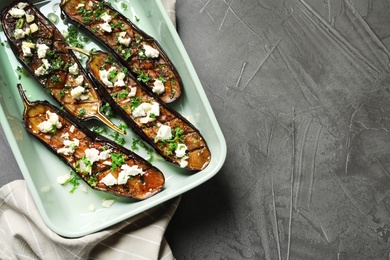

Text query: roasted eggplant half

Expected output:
[17,83,164,200]
[60,0,182,103]
[83,50,210,171]
[1,1,123,134]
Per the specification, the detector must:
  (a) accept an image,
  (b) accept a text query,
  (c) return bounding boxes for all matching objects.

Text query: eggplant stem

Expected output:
[95,111,125,135]
[66,46,91,57]
[16,84,33,110]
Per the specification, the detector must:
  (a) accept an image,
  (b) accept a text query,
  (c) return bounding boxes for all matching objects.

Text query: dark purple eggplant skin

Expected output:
[1,0,123,134]
[60,0,182,103]
[87,51,211,171]
[17,83,165,200]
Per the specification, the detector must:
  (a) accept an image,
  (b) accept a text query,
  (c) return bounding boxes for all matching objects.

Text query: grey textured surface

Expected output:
[2,0,390,259]
[165,0,390,259]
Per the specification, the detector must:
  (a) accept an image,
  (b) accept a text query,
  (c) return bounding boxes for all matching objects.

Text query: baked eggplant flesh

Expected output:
[1,1,123,134]
[17,83,165,200]
[60,0,182,103]
[86,51,211,171]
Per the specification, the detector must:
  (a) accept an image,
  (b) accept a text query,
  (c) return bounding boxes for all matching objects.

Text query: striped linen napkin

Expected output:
[0,0,179,259]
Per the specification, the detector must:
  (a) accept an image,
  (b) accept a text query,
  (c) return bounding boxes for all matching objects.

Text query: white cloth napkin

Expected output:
[0,0,179,259]
[0,180,180,260]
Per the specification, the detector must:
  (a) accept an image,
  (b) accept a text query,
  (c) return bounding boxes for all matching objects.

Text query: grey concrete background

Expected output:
[2,0,390,259]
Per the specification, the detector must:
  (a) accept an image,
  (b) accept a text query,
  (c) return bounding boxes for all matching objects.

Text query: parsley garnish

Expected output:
[110,153,126,171]
[68,171,80,193]
[78,108,86,117]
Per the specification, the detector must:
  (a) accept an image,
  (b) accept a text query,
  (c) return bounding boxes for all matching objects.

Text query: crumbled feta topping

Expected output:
[71,86,89,100]
[99,149,112,160]
[143,45,159,58]
[100,173,117,186]
[37,43,50,59]
[57,174,70,184]
[128,87,137,97]
[99,67,115,88]
[17,2,28,9]
[75,75,84,86]
[85,148,100,164]
[117,32,131,46]
[102,199,114,208]
[8,7,26,18]
[14,28,27,40]
[76,3,85,9]
[37,110,62,133]
[35,59,51,76]
[179,156,189,168]
[68,63,79,75]
[156,124,172,140]
[57,138,79,155]
[114,72,126,87]
[100,12,112,23]
[117,164,144,185]
[152,79,165,94]
[99,22,112,33]
[175,143,187,158]
[69,125,75,133]
[22,45,32,57]
[88,204,95,212]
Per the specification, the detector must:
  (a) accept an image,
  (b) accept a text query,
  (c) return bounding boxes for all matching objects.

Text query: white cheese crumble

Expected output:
[128,87,137,97]
[61,132,69,139]
[175,143,187,158]
[69,125,75,133]
[68,63,79,75]
[37,43,50,59]
[37,110,62,133]
[99,22,112,33]
[57,174,70,184]
[88,204,95,212]
[17,2,28,9]
[99,67,114,88]
[117,32,131,46]
[57,138,79,155]
[179,156,189,168]
[100,173,117,186]
[71,86,89,100]
[114,72,126,87]
[102,199,115,208]
[8,7,26,18]
[152,79,165,94]
[76,3,85,9]
[85,148,100,164]
[143,45,159,58]
[117,165,144,185]
[156,124,172,140]
[75,75,84,86]
[35,59,50,76]
[22,45,32,57]
[132,102,160,123]
[100,12,112,23]
[14,28,27,40]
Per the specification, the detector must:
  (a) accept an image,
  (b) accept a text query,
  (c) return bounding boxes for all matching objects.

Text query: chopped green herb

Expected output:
[91,126,107,135]
[123,48,131,60]
[110,153,126,171]
[130,96,142,111]
[78,108,86,117]
[109,131,126,146]
[121,2,128,10]
[68,171,80,193]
